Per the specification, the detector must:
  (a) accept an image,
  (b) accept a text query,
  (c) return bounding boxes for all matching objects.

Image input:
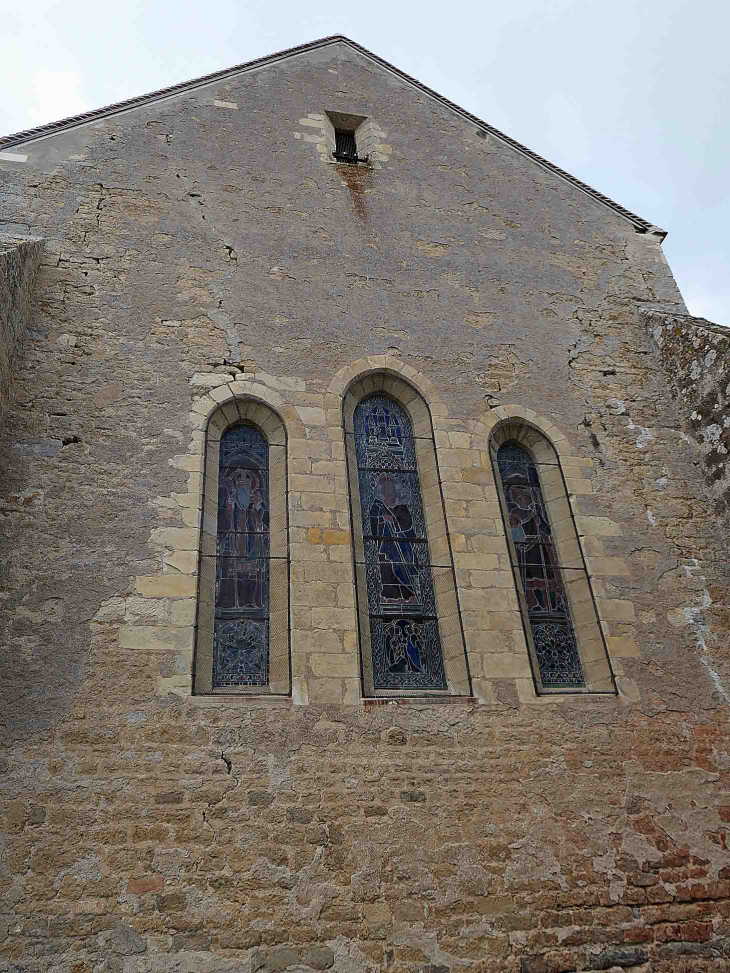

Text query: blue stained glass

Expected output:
[354,396,445,691]
[497,443,584,688]
[354,397,417,471]
[370,618,443,689]
[213,424,270,688]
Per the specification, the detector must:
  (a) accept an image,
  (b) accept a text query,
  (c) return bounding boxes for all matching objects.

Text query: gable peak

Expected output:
[0,34,662,236]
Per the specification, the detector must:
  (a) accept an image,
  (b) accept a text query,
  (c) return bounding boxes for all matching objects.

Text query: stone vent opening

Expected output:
[334,129,359,163]
[325,111,370,164]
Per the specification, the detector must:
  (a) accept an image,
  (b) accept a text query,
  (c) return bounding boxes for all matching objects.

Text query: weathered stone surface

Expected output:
[645,309,730,523]
[100,922,147,955]
[0,35,728,973]
[0,233,42,423]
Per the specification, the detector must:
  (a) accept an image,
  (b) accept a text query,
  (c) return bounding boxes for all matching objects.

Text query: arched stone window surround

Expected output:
[486,414,617,695]
[342,369,472,698]
[193,394,290,695]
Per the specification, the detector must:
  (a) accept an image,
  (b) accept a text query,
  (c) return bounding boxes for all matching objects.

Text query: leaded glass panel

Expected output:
[354,395,446,691]
[354,397,418,471]
[213,424,270,687]
[497,443,584,688]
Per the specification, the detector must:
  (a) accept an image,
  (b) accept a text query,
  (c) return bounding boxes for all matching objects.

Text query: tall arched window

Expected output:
[355,395,444,690]
[344,377,471,698]
[497,443,583,688]
[213,424,270,687]
[490,425,616,694]
[194,400,289,695]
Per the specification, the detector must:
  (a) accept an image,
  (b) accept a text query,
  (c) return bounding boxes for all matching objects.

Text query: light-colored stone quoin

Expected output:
[0,35,729,973]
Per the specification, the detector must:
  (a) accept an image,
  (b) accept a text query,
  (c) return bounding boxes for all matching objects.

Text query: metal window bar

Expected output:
[334,129,365,163]
[345,432,439,442]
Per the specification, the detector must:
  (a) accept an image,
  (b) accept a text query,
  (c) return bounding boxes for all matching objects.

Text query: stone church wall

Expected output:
[0,234,42,423]
[645,309,730,524]
[1,41,729,973]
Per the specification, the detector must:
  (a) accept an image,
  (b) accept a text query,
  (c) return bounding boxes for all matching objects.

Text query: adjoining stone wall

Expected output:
[645,310,730,522]
[643,309,730,727]
[1,40,730,973]
[0,234,42,422]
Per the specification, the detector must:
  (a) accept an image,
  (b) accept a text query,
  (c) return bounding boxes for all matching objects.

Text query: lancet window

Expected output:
[354,395,446,690]
[344,378,470,698]
[213,425,270,687]
[491,425,616,695]
[497,443,583,687]
[194,400,289,695]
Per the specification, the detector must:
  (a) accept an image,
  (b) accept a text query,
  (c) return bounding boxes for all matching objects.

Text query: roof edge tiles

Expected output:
[0,35,664,237]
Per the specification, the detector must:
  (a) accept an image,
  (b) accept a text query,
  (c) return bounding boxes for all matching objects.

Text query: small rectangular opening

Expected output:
[334,129,360,163]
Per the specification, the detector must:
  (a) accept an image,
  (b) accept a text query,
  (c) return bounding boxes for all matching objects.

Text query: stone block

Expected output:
[294,629,343,653]
[483,653,533,679]
[588,556,631,578]
[119,625,193,652]
[164,551,198,574]
[136,575,197,598]
[170,599,196,627]
[290,473,335,493]
[149,527,199,551]
[322,528,349,545]
[296,406,326,425]
[311,607,356,630]
[607,636,641,658]
[309,653,359,677]
[598,599,636,622]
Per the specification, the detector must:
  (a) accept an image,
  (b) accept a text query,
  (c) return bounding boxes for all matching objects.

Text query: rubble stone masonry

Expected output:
[0,234,42,423]
[645,310,730,527]
[0,39,729,973]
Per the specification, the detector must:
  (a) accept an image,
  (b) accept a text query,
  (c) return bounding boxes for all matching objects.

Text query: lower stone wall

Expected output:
[0,234,42,422]
[3,699,730,973]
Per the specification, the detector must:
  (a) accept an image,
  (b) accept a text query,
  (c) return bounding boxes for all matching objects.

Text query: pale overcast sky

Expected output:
[2,0,728,324]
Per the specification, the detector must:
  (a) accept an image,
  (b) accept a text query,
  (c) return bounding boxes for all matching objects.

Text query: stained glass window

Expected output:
[497,443,585,688]
[354,395,446,691]
[213,424,269,688]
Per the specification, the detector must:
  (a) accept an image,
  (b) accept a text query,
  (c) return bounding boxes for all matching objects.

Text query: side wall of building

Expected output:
[1,43,729,973]
[646,309,730,523]
[0,234,42,422]
[643,307,730,720]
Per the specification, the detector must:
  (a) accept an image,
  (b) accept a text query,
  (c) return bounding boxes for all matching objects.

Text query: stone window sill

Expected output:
[362,696,479,708]
[189,694,292,707]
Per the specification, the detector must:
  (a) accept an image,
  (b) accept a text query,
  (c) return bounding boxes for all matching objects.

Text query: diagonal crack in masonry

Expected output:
[201,751,241,843]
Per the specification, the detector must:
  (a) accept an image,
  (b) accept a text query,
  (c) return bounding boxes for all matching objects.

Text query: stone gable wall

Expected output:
[0,42,729,973]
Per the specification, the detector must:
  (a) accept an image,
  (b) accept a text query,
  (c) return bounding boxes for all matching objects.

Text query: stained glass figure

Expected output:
[497,443,584,688]
[213,424,270,687]
[354,395,446,690]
